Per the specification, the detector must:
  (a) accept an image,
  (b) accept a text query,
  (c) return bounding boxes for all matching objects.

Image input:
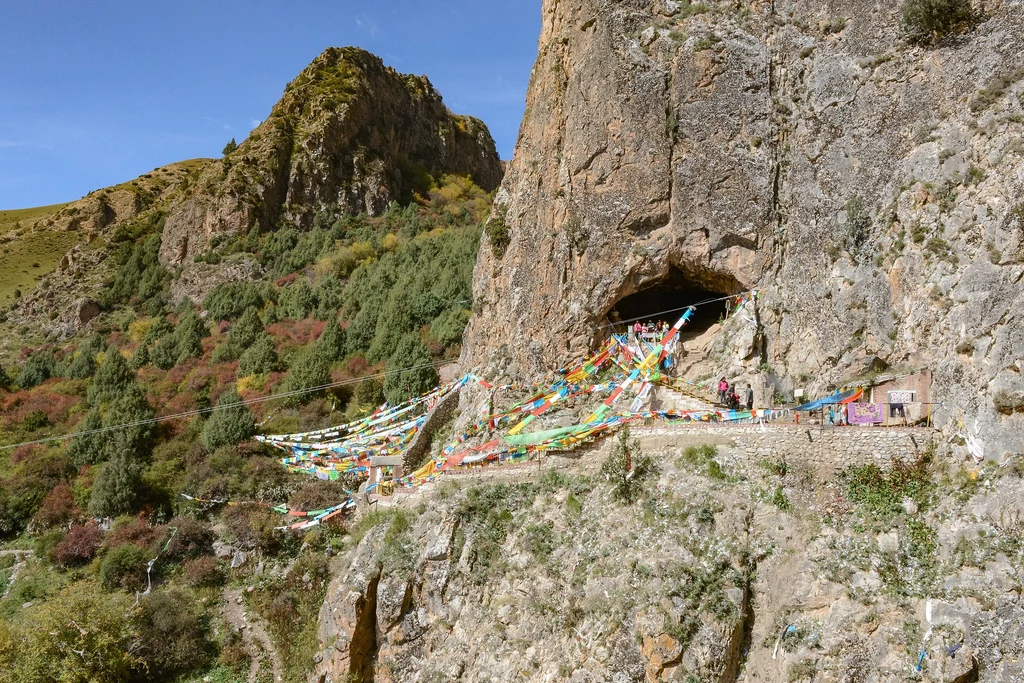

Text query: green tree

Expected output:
[103,384,156,456]
[280,347,331,406]
[367,292,415,362]
[65,335,102,379]
[431,306,470,347]
[201,388,255,451]
[226,305,265,349]
[213,305,266,362]
[101,233,169,308]
[600,427,658,504]
[203,281,274,321]
[174,309,208,363]
[150,333,177,370]
[87,348,134,405]
[345,306,379,356]
[901,0,975,44]
[15,351,54,389]
[68,410,105,466]
[315,316,347,364]
[222,137,238,155]
[89,450,145,518]
[279,279,315,319]
[383,334,438,405]
[354,377,385,409]
[211,339,242,363]
[313,273,345,319]
[0,364,10,390]
[236,334,279,377]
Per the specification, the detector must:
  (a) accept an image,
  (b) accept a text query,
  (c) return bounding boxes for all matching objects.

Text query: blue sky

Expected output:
[0,1,541,209]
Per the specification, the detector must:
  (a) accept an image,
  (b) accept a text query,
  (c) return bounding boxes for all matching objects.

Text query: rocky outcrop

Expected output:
[169,255,265,304]
[160,47,504,267]
[312,450,756,683]
[312,424,1024,682]
[461,1,1024,460]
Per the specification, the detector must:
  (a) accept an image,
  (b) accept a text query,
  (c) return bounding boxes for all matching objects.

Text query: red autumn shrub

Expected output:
[51,524,104,567]
[184,556,225,587]
[11,444,41,465]
[274,273,299,287]
[31,482,79,529]
[107,517,162,551]
[346,354,369,376]
[164,517,215,561]
[3,390,77,429]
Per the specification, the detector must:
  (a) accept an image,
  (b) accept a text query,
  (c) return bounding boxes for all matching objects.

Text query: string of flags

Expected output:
[243,294,796,530]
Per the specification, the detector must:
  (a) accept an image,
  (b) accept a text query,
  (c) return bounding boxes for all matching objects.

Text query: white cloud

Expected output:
[354,13,380,38]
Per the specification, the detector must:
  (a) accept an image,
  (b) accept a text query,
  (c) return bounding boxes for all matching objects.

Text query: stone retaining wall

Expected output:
[631,424,937,473]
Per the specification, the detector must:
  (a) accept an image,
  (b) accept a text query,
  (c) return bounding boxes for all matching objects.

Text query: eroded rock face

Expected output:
[312,431,1024,682]
[160,47,504,267]
[462,0,1024,459]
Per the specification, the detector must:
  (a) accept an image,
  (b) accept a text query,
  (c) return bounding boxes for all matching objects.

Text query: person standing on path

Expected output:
[718,377,728,405]
[745,384,754,411]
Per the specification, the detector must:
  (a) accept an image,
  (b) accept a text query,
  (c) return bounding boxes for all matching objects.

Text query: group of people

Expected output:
[631,320,670,341]
[716,377,754,411]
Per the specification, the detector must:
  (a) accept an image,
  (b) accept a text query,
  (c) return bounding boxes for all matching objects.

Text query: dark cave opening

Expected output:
[607,266,742,339]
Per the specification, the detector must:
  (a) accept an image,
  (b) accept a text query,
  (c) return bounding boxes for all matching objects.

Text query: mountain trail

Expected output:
[222,586,283,683]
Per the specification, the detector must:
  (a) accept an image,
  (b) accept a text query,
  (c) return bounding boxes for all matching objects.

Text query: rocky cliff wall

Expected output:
[461,0,1024,460]
[311,434,1024,682]
[159,47,504,267]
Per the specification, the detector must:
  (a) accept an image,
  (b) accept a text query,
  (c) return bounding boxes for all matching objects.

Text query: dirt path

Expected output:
[222,587,284,683]
[0,550,34,601]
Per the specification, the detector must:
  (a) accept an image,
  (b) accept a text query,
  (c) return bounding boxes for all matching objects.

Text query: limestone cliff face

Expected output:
[462,0,1024,458]
[159,47,504,267]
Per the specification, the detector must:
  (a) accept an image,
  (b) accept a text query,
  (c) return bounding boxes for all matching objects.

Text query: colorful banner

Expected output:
[848,402,883,425]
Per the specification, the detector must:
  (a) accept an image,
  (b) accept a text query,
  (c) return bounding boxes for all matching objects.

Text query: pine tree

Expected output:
[222,138,238,155]
[68,410,105,466]
[354,377,385,409]
[236,335,279,377]
[314,317,346,364]
[16,351,54,389]
[383,334,438,405]
[89,449,144,518]
[65,336,101,379]
[87,348,134,405]
[174,310,208,364]
[201,388,255,451]
[226,306,264,349]
[103,384,156,456]
[280,346,331,406]
[0,364,9,391]
[150,333,177,370]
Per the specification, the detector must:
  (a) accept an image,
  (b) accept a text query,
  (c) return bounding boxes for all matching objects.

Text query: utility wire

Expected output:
[0,358,451,450]
[1,292,752,451]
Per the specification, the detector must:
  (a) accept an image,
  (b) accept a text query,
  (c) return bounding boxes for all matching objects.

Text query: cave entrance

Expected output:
[607,266,742,341]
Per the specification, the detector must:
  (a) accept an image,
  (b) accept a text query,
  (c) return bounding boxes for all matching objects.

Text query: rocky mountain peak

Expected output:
[159,46,503,267]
